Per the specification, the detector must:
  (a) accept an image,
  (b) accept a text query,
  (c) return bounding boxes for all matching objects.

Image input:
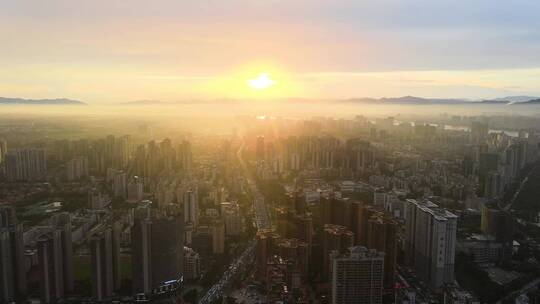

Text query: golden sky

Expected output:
[1,0,540,102]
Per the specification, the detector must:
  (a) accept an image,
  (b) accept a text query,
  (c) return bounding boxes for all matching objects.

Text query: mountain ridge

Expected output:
[0,97,86,105]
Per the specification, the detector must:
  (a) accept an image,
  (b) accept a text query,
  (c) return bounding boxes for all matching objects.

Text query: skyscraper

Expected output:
[211,220,225,254]
[183,247,201,280]
[331,246,384,304]
[114,135,130,169]
[256,136,265,162]
[177,140,193,174]
[0,140,7,164]
[131,205,184,293]
[132,212,152,293]
[5,148,47,181]
[323,224,354,279]
[356,204,378,246]
[0,206,26,302]
[0,229,14,303]
[404,199,457,290]
[90,228,114,301]
[65,156,89,181]
[112,171,127,199]
[481,204,514,244]
[221,202,241,236]
[127,176,144,202]
[367,214,398,289]
[50,213,74,293]
[256,229,280,280]
[37,231,65,303]
[183,190,198,226]
[471,121,489,144]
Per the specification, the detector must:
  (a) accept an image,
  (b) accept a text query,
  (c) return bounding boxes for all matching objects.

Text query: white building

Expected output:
[331,246,384,304]
[404,199,457,290]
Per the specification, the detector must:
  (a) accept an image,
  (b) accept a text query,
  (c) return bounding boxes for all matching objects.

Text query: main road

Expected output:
[236,140,271,230]
[502,162,540,212]
[198,140,271,304]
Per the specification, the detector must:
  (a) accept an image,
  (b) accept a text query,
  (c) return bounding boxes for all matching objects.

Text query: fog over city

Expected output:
[3,1,540,304]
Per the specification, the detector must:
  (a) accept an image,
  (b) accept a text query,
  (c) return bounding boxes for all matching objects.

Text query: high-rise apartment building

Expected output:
[88,188,110,210]
[221,202,241,236]
[323,224,354,279]
[5,148,47,181]
[89,223,122,301]
[112,171,127,199]
[90,228,114,301]
[50,213,74,293]
[211,220,225,255]
[177,140,193,174]
[367,214,398,289]
[114,135,130,169]
[131,205,184,293]
[183,190,198,226]
[481,204,514,243]
[404,199,457,290]
[256,229,280,280]
[471,121,489,144]
[331,246,384,304]
[127,176,144,202]
[276,238,310,281]
[0,140,7,164]
[256,136,265,161]
[65,156,88,181]
[0,206,26,303]
[183,247,201,280]
[37,230,65,303]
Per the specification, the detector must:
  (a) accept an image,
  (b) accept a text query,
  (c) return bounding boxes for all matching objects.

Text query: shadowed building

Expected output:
[367,214,398,290]
[0,206,26,303]
[323,224,354,280]
[131,204,184,293]
[331,246,384,304]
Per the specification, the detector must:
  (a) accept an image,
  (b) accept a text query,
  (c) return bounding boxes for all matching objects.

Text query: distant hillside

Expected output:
[511,98,540,105]
[493,96,539,103]
[341,96,470,104]
[0,97,85,105]
[477,99,509,104]
[340,96,540,105]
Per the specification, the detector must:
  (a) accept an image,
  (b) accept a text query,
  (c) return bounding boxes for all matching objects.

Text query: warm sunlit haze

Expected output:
[4,2,540,304]
[1,0,540,103]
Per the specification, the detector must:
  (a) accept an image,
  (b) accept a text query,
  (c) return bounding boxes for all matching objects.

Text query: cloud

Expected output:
[1,0,540,100]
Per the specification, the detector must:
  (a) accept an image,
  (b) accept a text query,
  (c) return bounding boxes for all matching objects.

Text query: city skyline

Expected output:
[3,1,540,304]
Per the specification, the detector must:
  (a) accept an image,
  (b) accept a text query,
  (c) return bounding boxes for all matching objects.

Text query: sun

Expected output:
[248,73,276,90]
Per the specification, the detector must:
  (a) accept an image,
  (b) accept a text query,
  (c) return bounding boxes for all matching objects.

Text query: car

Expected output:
[134,293,150,303]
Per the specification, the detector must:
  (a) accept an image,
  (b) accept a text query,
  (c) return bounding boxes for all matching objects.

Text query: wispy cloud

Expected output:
[1,0,540,101]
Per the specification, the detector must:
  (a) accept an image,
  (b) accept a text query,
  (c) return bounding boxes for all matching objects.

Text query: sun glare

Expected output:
[248,73,276,90]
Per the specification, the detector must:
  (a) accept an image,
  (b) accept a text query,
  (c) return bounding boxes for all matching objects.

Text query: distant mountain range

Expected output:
[1,95,539,106]
[493,96,539,103]
[0,97,85,105]
[340,95,540,105]
[510,98,540,105]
